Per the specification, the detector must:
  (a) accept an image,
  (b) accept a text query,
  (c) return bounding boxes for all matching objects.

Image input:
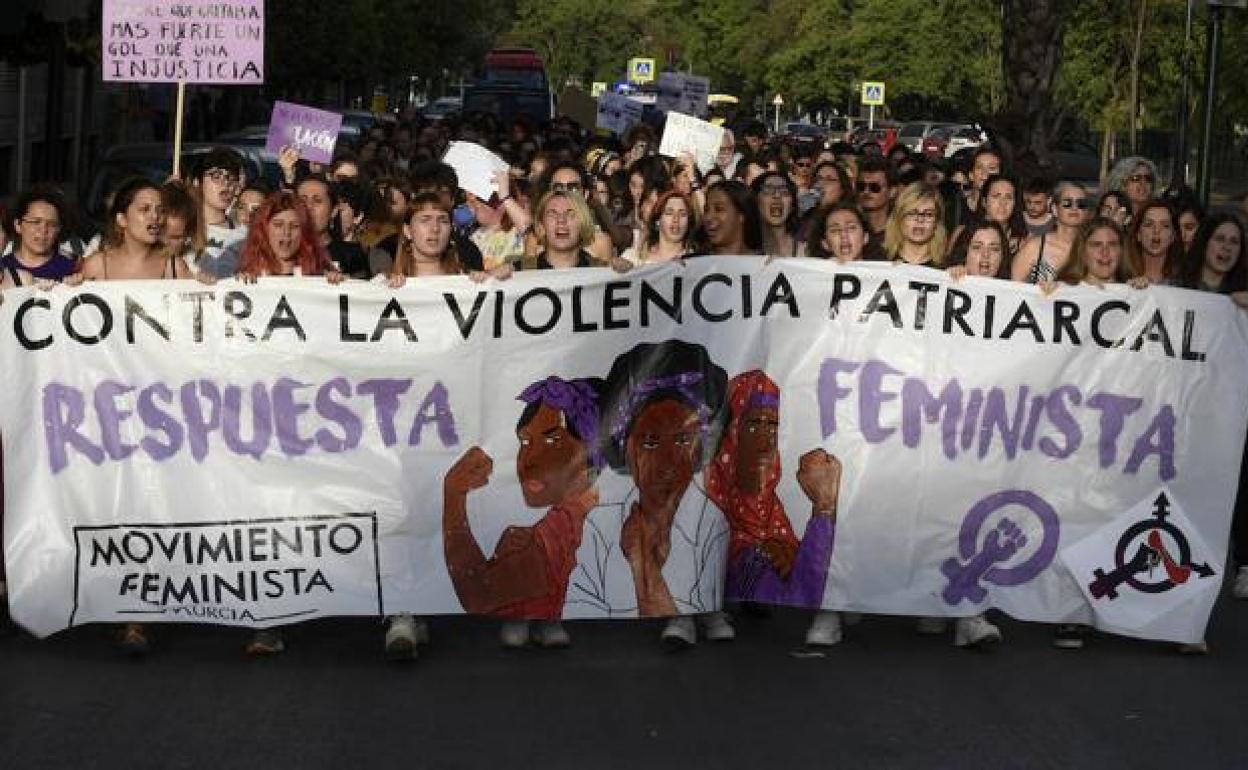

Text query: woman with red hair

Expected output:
[231,191,344,283]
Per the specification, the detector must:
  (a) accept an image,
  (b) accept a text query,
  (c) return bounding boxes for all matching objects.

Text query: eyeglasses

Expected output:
[1060,198,1091,210]
[19,217,61,231]
[856,181,884,194]
[1126,173,1154,184]
[904,210,938,222]
[760,182,790,196]
[551,182,582,194]
[204,168,240,185]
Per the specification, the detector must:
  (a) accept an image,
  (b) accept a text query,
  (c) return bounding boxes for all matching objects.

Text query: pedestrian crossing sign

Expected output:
[628,58,656,84]
[861,81,885,106]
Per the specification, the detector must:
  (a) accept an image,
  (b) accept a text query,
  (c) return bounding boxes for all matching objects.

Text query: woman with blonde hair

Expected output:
[884,182,946,267]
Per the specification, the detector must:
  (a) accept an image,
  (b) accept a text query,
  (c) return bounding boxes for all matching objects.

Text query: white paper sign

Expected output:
[596,92,644,136]
[659,111,726,174]
[1060,490,1221,643]
[441,141,510,201]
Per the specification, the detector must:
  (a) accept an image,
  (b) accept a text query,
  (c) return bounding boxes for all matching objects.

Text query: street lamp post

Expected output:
[1172,0,1194,189]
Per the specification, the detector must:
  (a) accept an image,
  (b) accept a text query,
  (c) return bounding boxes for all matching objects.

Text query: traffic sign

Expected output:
[591,81,607,97]
[861,81,885,106]
[772,94,784,106]
[628,58,656,84]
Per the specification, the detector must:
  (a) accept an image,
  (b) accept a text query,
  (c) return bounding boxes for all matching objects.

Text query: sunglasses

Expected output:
[1059,198,1091,210]
[760,182,790,196]
[551,182,582,194]
[856,181,884,194]
[1126,173,1154,184]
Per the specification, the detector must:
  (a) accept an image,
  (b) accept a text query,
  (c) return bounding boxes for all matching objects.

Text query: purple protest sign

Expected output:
[265,102,343,164]
[102,0,265,84]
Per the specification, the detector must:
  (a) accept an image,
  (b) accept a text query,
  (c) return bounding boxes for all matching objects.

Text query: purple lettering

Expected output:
[900,377,962,459]
[94,381,139,461]
[1086,392,1142,469]
[817,358,860,438]
[222,384,272,459]
[1038,385,1082,459]
[137,383,185,461]
[357,379,412,446]
[43,383,104,473]
[180,380,222,462]
[1125,404,1176,481]
[408,382,459,446]
[859,359,901,443]
[271,378,314,456]
[315,378,363,452]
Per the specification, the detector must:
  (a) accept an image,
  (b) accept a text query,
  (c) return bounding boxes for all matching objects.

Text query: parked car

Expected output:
[921,124,987,160]
[82,142,282,227]
[782,122,826,146]
[1048,137,1101,181]
[896,121,960,154]
[851,125,900,156]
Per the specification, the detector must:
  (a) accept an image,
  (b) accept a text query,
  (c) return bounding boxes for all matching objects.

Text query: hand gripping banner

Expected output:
[2,259,1246,643]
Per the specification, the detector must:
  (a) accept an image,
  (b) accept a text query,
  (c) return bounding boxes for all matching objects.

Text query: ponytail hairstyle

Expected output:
[392,191,462,277]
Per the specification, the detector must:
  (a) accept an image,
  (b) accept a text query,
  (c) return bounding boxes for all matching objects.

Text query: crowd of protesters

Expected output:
[2,104,1247,661]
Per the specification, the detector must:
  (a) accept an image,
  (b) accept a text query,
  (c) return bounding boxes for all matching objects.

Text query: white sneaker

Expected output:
[384,613,419,661]
[700,611,735,642]
[954,614,1002,648]
[532,620,571,648]
[805,610,843,647]
[915,617,948,635]
[1233,566,1248,600]
[661,616,697,651]
[500,620,530,649]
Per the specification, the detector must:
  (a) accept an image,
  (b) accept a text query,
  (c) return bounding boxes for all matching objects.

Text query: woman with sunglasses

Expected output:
[1011,181,1091,283]
[1107,157,1159,218]
[751,171,802,258]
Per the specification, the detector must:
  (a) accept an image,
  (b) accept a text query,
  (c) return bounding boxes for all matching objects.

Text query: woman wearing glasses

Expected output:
[1,185,77,282]
[1011,181,1091,283]
[884,182,946,267]
[751,171,802,258]
[1106,157,1159,219]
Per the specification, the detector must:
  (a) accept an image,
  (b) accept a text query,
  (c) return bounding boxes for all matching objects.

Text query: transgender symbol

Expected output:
[941,490,1061,606]
[1087,492,1216,601]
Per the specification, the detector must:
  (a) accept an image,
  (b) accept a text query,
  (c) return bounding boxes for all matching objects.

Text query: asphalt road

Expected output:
[2,596,1247,770]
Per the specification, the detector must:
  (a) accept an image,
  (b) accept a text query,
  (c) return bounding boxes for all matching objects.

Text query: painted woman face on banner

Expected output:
[735,406,780,494]
[627,399,702,513]
[517,404,590,508]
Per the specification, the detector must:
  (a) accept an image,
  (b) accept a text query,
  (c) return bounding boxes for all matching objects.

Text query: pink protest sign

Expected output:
[265,102,343,164]
[103,0,265,84]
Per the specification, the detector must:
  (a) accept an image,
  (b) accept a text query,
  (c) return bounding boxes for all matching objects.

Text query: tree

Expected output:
[998,0,1072,172]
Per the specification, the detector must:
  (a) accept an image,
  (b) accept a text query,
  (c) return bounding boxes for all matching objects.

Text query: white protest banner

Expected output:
[1060,490,1220,643]
[265,101,343,164]
[3,261,1246,641]
[103,0,265,84]
[659,111,726,174]
[441,141,510,201]
[596,92,644,136]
